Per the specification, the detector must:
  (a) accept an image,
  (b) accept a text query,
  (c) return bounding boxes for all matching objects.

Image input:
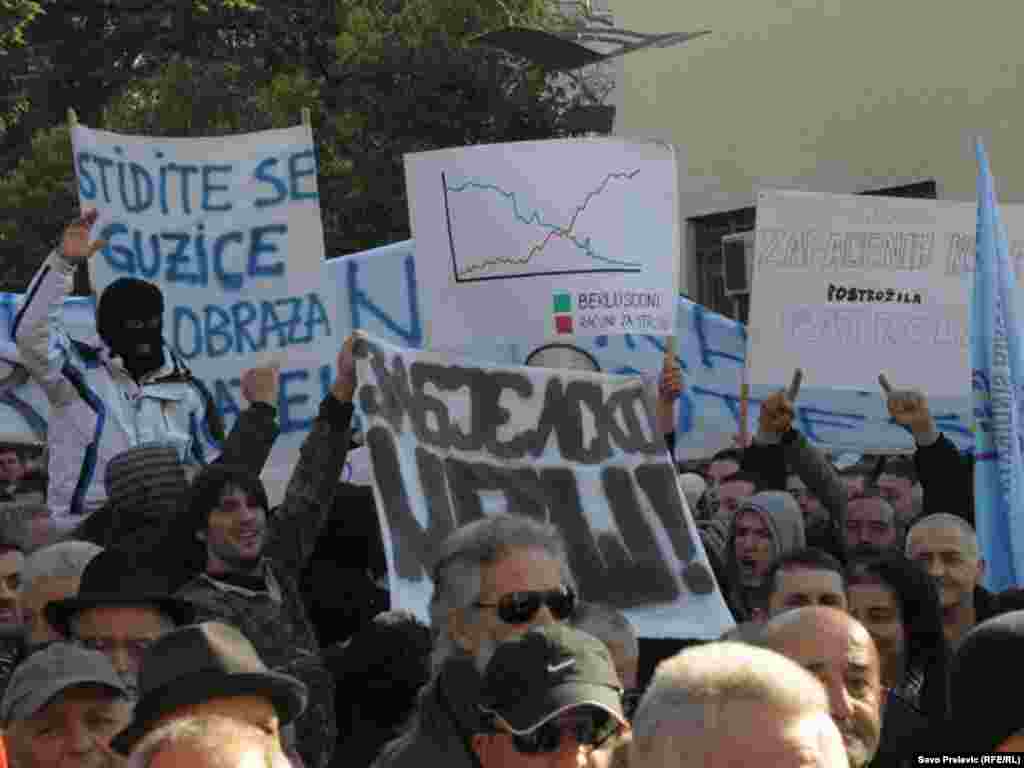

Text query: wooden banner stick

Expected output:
[739,369,750,448]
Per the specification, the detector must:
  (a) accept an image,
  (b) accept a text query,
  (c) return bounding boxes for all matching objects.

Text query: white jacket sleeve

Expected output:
[12,251,78,407]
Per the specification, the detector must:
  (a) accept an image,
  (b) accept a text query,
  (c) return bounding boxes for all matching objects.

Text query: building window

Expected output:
[690,207,755,322]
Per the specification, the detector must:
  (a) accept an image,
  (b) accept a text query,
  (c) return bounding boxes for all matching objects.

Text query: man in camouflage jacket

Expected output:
[176,337,358,768]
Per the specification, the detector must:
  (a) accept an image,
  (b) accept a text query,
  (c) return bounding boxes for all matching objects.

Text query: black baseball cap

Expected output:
[480,624,626,734]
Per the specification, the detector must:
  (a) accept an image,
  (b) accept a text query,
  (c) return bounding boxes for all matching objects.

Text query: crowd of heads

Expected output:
[0,391,1012,768]
[624,422,1020,765]
[0,428,1015,768]
[0,225,1018,768]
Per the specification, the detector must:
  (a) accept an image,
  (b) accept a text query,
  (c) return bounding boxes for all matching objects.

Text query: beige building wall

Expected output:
[609,0,1024,294]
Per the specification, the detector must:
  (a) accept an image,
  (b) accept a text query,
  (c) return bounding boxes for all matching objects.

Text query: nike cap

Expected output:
[479,624,626,734]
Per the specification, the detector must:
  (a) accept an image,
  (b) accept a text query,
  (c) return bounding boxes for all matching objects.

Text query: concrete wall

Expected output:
[609,0,1024,294]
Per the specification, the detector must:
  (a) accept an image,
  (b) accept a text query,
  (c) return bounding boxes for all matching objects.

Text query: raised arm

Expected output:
[882,377,974,525]
[739,390,790,490]
[656,352,683,457]
[217,363,283,475]
[266,335,357,573]
[12,211,105,404]
[742,373,848,527]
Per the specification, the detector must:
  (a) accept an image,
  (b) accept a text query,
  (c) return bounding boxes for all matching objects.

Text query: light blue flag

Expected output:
[971,138,1024,591]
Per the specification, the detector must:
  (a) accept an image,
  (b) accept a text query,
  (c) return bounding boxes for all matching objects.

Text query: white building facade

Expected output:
[610,0,1024,319]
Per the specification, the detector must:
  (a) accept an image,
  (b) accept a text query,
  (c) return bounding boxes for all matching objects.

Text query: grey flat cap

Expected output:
[1,642,128,724]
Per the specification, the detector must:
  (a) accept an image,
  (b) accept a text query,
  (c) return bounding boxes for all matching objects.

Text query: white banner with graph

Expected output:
[404,138,680,346]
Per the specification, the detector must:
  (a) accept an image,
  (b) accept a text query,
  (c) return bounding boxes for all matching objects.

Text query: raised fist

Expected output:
[758,390,795,436]
[658,357,684,404]
[241,363,280,406]
[882,375,935,438]
[332,333,360,402]
[60,210,106,264]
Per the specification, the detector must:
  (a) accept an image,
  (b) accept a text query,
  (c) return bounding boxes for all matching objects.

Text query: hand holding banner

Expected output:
[405,138,680,344]
[72,122,338,499]
[879,373,936,439]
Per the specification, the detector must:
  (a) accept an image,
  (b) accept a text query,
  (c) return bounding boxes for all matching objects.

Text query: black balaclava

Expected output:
[97,278,166,380]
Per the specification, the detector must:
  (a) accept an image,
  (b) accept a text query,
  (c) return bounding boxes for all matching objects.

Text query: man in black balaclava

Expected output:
[14,210,222,518]
[96,278,166,381]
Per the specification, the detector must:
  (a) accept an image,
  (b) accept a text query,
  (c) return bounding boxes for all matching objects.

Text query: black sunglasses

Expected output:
[503,708,619,754]
[474,585,576,624]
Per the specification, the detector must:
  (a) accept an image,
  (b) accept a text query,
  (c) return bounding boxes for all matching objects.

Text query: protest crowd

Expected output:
[0,184,1021,768]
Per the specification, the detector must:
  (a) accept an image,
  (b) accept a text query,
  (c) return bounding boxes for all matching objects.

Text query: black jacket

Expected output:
[913,434,974,526]
[871,691,933,768]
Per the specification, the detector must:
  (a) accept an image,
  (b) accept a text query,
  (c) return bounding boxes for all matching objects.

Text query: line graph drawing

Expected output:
[442,169,644,282]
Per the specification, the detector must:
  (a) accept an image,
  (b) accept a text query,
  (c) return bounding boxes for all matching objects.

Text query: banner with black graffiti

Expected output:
[354,334,735,639]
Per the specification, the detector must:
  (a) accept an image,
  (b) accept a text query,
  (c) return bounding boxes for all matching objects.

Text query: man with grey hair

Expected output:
[374,513,577,768]
[905,513,998,647]
[127,715,291,768]
[630,641,846,767]
[3,642,133,768]
[1,541,105,703]
[20,541,103,649]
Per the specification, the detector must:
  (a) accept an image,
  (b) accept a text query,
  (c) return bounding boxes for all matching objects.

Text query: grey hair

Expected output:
[429,514,575,669]
[630,642,829,767]
[571,601,638,661]
[907,513,980,560]
[21,541,103,591]
[127,715,290,768]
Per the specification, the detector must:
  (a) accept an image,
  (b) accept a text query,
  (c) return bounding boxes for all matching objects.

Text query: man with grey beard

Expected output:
[372,514,579,768]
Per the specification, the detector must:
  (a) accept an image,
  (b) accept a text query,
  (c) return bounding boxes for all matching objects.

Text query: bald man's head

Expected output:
[758,607,882,768]
[906,514,984,611]
[128,715,291,768]
[630,642,846,768]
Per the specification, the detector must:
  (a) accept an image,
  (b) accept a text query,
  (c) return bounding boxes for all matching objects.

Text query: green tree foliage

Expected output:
[0,0,41,138]
[0,0,40,54]
[0,0,582,291]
